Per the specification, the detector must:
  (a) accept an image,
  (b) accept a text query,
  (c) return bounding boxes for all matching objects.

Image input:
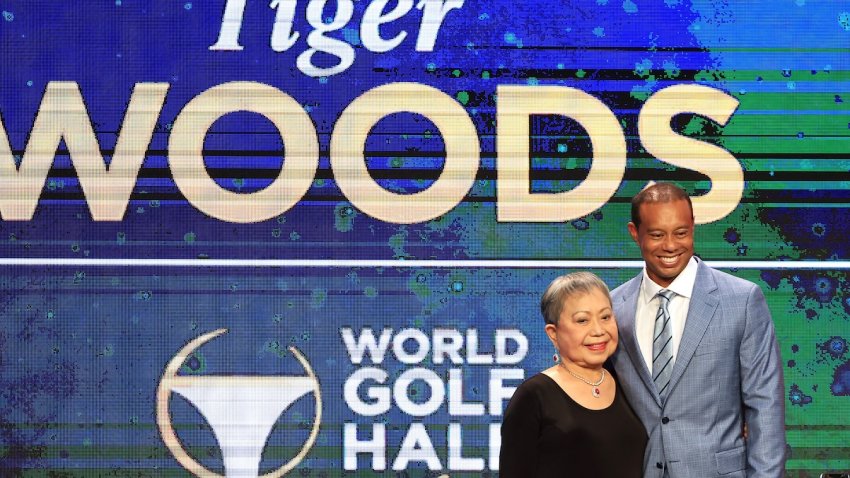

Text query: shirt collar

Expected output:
[639,256,699,303]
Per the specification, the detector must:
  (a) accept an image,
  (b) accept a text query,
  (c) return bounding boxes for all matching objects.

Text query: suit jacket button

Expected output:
[656,462,663,469]
[661,417,670,424]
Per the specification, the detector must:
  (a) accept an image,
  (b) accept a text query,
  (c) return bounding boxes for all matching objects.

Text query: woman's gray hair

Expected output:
[540,272,611,325]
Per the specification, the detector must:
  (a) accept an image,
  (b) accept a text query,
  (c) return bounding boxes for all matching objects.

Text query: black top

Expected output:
[500,372,647,478]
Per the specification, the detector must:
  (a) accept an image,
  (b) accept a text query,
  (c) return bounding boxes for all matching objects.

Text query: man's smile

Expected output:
[658,253,683,265]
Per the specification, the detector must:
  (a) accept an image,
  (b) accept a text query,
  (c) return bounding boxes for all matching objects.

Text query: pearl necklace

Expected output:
[561,363,606,398]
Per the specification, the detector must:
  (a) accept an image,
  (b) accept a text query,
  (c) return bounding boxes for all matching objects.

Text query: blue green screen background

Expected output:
[0,1,848,476]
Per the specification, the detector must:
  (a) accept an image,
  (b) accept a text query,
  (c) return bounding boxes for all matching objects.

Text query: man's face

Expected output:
[627,199,695,288]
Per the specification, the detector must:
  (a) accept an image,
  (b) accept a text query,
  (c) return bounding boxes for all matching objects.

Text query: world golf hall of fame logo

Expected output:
[156,329,322,478]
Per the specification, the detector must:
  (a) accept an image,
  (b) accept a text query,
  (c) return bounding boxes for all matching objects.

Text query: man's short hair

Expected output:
[630,182,694,228]
[540,271,611,326]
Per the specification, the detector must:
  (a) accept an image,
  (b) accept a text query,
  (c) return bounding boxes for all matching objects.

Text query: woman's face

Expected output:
[546,288,618,369]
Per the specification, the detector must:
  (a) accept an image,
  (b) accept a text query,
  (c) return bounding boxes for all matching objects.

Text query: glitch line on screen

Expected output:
[0,259,847,269]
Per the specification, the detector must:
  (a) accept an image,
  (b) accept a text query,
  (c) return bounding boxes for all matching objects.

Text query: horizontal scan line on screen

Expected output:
[0,258,847,269]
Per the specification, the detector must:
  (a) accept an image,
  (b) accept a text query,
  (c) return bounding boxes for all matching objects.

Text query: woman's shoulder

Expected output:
[513,372,559,398]
[505,373,554,418]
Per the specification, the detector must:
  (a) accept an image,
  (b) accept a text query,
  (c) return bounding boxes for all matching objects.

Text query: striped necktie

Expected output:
[652,289,675,398]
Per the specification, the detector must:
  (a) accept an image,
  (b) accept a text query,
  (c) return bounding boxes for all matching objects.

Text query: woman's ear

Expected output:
[544,322,558,346]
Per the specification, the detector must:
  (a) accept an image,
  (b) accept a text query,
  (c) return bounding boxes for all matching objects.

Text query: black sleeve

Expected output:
[499,380,541,477]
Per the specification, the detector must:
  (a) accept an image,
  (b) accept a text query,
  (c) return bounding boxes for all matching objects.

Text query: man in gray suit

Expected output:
[610,182,785,477]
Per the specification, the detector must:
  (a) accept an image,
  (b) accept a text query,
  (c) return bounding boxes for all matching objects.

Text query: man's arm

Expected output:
[740,283,786,478]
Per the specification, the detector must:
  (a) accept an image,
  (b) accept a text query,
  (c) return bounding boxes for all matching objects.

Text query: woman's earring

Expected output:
[552,352,560,363]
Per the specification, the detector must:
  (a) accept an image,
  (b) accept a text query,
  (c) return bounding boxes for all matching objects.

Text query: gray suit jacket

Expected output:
[610,260,785,478]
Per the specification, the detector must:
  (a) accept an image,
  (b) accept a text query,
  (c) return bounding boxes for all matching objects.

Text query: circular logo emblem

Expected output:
[156,329,322,477]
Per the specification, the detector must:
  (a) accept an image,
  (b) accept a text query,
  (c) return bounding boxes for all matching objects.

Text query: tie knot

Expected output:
[657,289,674,303]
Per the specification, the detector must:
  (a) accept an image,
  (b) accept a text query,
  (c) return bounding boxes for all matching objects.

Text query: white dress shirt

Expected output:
[635,256,699,372]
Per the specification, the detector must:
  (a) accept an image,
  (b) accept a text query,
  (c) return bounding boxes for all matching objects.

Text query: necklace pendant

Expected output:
[592,387,601,398]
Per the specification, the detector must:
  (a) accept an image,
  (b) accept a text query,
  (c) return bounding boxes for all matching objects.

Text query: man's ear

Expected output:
[627,222,639,244]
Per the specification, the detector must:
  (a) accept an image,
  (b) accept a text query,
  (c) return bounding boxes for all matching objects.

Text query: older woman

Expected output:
[500,272,647,477]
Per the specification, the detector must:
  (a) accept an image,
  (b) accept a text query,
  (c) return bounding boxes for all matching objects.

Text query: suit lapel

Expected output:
[668,261,719,393]
[618,276,662,408]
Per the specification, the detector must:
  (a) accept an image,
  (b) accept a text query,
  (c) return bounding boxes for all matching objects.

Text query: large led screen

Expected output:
[1,1,848,476]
